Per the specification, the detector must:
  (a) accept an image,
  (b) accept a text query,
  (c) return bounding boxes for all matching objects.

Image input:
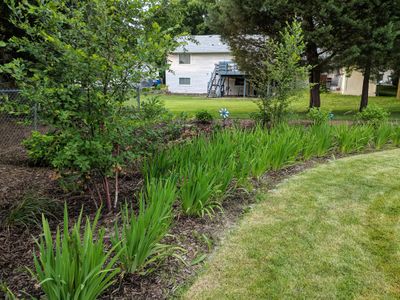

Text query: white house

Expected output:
[166,35,254,97]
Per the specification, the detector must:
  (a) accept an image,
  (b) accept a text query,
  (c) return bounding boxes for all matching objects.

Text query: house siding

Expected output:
[166,53,233,94]
[341,70,377,96]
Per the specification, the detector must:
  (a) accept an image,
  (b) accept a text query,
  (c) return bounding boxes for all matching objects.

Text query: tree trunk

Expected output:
[306,41,321,108]
[309,66,321,108]
[397,78,400,99]
[359,63,371,112]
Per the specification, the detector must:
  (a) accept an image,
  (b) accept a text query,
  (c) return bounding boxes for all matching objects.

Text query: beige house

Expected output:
[327,69,390,96]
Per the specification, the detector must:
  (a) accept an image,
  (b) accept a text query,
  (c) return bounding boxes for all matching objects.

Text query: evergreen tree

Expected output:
[337,0,400,111]
[208,0,363,107]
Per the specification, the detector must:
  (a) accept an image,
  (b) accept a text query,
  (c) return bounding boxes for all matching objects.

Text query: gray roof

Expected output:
[173,35,230,54]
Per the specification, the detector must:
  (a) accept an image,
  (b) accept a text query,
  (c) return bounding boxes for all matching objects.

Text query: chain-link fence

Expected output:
[0,89,40,163]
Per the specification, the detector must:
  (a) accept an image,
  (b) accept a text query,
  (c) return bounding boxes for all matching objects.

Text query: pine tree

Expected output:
[208,0,355,107]
[337,0,400,111]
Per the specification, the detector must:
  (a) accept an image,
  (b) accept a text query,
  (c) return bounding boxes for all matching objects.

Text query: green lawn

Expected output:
[185,149,400,299]
[141,93,400,120]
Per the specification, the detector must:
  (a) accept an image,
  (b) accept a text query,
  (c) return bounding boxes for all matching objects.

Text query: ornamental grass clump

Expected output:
[112,178,177,274]
[302,125,334,159]
[391,125,400,146]
[179,163,226,217]
[31,206,120,300]
[374,123,393,149]
[143,122,400,219]
[334,125,374,154]
[266,125,303,170]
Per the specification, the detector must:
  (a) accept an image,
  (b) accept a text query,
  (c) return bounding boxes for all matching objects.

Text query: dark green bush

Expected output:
[140,96,169,120]
[356,105,389,127]
[307,108,331,125]
[195,110,214,124]
[23,131,58,165]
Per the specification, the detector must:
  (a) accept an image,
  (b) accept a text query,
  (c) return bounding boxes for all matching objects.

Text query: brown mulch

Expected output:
[0,155,328,299]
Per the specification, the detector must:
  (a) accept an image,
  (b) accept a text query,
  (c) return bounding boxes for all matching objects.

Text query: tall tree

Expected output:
[1,0,179,210]
[0,0,28,87]
[154,0,215,35]
[208,0,359,108]
[337,0,400,111]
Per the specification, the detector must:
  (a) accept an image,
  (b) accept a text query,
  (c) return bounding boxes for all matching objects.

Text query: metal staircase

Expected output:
[207,61,244,98]
[207,65,225,97]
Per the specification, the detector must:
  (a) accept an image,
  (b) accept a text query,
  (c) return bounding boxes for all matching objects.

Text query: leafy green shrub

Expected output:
[31,206,120,300]
[2,0,180,212]
[356,105,389,127]
[307,108,331,125]
[1,193,60,229]
[112,178,177,274]
[23,131,58,165]
[252,21,309,126]
[195,110,214,124]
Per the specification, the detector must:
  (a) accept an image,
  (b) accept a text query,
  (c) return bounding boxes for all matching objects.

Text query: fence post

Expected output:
[137,85,141,111]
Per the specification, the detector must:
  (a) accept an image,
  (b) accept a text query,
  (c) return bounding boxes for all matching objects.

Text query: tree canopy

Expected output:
[1,0,180,210]
[336,0,400,110]
[208,0,400,108]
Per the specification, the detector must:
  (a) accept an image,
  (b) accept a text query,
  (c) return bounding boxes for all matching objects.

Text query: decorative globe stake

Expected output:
[219,108,230,127]
[329,112,334,124]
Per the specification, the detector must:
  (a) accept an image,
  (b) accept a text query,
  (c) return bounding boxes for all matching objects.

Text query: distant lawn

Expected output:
[138,93,400,120]
[185,149,400,299]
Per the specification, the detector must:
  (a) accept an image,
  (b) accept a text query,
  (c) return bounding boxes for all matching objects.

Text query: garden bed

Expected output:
[0,141,328,299]
[2,121,399,299]
[0,156,323,299]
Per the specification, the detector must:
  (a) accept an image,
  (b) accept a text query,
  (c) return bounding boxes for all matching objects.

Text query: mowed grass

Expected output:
[139,93,400,120]
[185,149,400,299]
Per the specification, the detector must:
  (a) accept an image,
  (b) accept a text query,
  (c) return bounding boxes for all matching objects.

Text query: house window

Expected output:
[235,78,244,86]
[179,53,191,64]
[179,77,191,85]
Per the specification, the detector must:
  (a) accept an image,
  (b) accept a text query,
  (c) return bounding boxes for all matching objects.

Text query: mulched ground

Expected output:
[0,119,329,299]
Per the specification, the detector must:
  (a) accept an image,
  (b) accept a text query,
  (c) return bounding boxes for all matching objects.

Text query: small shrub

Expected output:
[356,105,389,127]
[112,178,177,274]
[195,110,214,124]
[307,108,331,125]
[31,206,120,300]
[140,96,169,120]
[23,131,58,165]
[1,193,60,229]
